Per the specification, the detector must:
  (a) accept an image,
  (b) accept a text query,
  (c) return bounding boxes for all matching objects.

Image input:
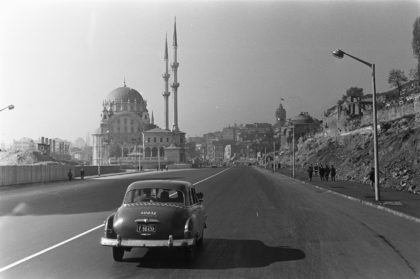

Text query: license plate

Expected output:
[137,224,156,233]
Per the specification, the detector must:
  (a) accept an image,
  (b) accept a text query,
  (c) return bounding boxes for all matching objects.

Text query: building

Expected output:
[12,137,36,152]
[281,112,321,149]
[92,81,154,165]
[93,19,186,167]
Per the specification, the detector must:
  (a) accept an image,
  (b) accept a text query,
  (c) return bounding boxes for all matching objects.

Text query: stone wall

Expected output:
[325,98,420,135]
[361,102,416,126]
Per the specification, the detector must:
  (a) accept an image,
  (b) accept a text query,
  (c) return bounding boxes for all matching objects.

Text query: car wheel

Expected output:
[184,245,195,262]
[112,247,124,262]
[184,236,198,262]
[197,229,204,247]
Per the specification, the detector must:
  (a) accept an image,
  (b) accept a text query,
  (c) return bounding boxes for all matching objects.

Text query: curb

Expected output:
[258,167,420,224]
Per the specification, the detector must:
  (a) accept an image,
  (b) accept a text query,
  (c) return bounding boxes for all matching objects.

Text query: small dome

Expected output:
[291,112,314,125]
[107,86,143,103]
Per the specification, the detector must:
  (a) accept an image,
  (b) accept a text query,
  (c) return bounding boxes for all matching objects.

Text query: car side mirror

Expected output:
[197,192,204,202]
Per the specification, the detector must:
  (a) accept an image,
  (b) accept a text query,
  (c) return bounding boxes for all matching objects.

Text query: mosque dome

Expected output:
[106,86,143,103]
[291,112,314,125]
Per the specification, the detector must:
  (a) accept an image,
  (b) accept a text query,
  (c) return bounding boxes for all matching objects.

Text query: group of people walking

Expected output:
[307,163,336,182]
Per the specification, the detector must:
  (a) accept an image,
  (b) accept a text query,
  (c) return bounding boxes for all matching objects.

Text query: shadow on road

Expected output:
[123,238,305,269]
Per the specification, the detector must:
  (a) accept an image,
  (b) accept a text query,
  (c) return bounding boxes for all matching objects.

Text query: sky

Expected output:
[0,0,419,145]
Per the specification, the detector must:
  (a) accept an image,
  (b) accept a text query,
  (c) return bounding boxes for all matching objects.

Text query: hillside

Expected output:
[280,115,419,194]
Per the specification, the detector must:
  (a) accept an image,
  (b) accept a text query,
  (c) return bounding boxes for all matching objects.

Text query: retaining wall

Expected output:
[0,165,122,186]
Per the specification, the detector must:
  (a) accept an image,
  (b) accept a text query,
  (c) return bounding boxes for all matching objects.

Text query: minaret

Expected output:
[162,34,171,130]
[171,18,180,132]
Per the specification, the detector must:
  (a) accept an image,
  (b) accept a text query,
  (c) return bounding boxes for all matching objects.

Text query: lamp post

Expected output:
[93,130,109,177]
[138,144,142,172]
[292,125,295,178]
[0,104,15,112]
[332,49,380,201]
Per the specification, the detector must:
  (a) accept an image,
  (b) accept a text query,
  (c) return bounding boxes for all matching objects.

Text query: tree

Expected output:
[412,17,420,84]
[346,87,364,97]
[388,69,408,96]
[409,68,418,81]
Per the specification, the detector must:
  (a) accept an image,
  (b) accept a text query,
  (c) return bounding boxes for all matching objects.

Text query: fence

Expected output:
[0,165,122,186]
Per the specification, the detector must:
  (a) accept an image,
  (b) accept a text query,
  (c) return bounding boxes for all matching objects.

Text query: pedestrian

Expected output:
[314,163,319,176]
[307,164,313,182]
[165,165,168,171]
[324,165,330,181]
[330,165,336,181]
[68,169,73,181]
[368,167,375,191]
[319,164,324,181]
[80,167,85,180]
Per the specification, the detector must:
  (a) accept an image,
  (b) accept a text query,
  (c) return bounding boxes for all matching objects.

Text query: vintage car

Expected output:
[100,180,207,262]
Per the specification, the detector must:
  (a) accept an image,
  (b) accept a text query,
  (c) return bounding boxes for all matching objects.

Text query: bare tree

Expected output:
[388,69,408,96]
[412,17,420,84]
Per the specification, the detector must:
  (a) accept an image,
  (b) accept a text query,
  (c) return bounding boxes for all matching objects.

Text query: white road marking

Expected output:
[192,168,231,185]
[0,168,231,273]
[0,224,104,273]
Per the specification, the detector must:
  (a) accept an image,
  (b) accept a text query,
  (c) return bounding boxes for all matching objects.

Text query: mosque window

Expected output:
[160,138,163,143]
[166,138,169,142]
[153,137,156,143]
[147,138,151,143]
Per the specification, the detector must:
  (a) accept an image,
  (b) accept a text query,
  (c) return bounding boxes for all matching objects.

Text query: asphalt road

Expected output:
[0,166,419,279]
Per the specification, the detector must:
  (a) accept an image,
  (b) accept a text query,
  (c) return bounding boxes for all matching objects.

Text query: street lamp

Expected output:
[0,104,15,112]
[292,125,295,178]
[93,130,109,177]
[332,49,380,201]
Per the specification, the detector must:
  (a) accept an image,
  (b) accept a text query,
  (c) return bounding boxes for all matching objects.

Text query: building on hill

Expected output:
[281,112,321,149]
[275,102,286,127]
[12,138,36,152]
[221,125,238,141]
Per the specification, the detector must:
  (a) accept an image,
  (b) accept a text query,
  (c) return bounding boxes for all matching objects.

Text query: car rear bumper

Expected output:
[100,236,195,248]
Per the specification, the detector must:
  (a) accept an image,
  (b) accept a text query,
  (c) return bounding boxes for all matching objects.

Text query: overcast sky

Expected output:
[0,0,419,145]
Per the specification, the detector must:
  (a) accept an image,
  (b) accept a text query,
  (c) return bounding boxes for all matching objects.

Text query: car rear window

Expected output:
[124,187,185,205]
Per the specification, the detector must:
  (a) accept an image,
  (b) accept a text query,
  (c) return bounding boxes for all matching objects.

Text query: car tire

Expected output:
[184,237,197,262]
[197,229,204,247]
[112,247,124,262]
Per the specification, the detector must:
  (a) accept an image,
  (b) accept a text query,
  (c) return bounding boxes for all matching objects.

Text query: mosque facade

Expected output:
[93,19,186,167]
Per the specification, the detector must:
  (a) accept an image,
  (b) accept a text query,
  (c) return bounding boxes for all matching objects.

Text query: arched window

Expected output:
[159,147,165,157]
[152,147,158,157]
[145,147,151,157]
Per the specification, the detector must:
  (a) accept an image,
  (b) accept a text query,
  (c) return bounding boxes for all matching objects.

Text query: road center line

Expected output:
[192,167,231,185]
[0,168,231,273]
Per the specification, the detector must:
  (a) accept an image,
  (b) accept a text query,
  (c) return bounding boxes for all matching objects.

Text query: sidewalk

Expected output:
[263,166,420,222]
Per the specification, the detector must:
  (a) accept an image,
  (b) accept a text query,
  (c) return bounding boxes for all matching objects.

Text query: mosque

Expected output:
[92,20,186,167]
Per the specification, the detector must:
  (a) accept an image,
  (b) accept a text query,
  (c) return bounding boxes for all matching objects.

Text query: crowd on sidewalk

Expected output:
[306,163,375,190]
[306,163,337,182]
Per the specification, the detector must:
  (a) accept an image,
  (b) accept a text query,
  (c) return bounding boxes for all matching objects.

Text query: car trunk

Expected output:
[113,203,188,240]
